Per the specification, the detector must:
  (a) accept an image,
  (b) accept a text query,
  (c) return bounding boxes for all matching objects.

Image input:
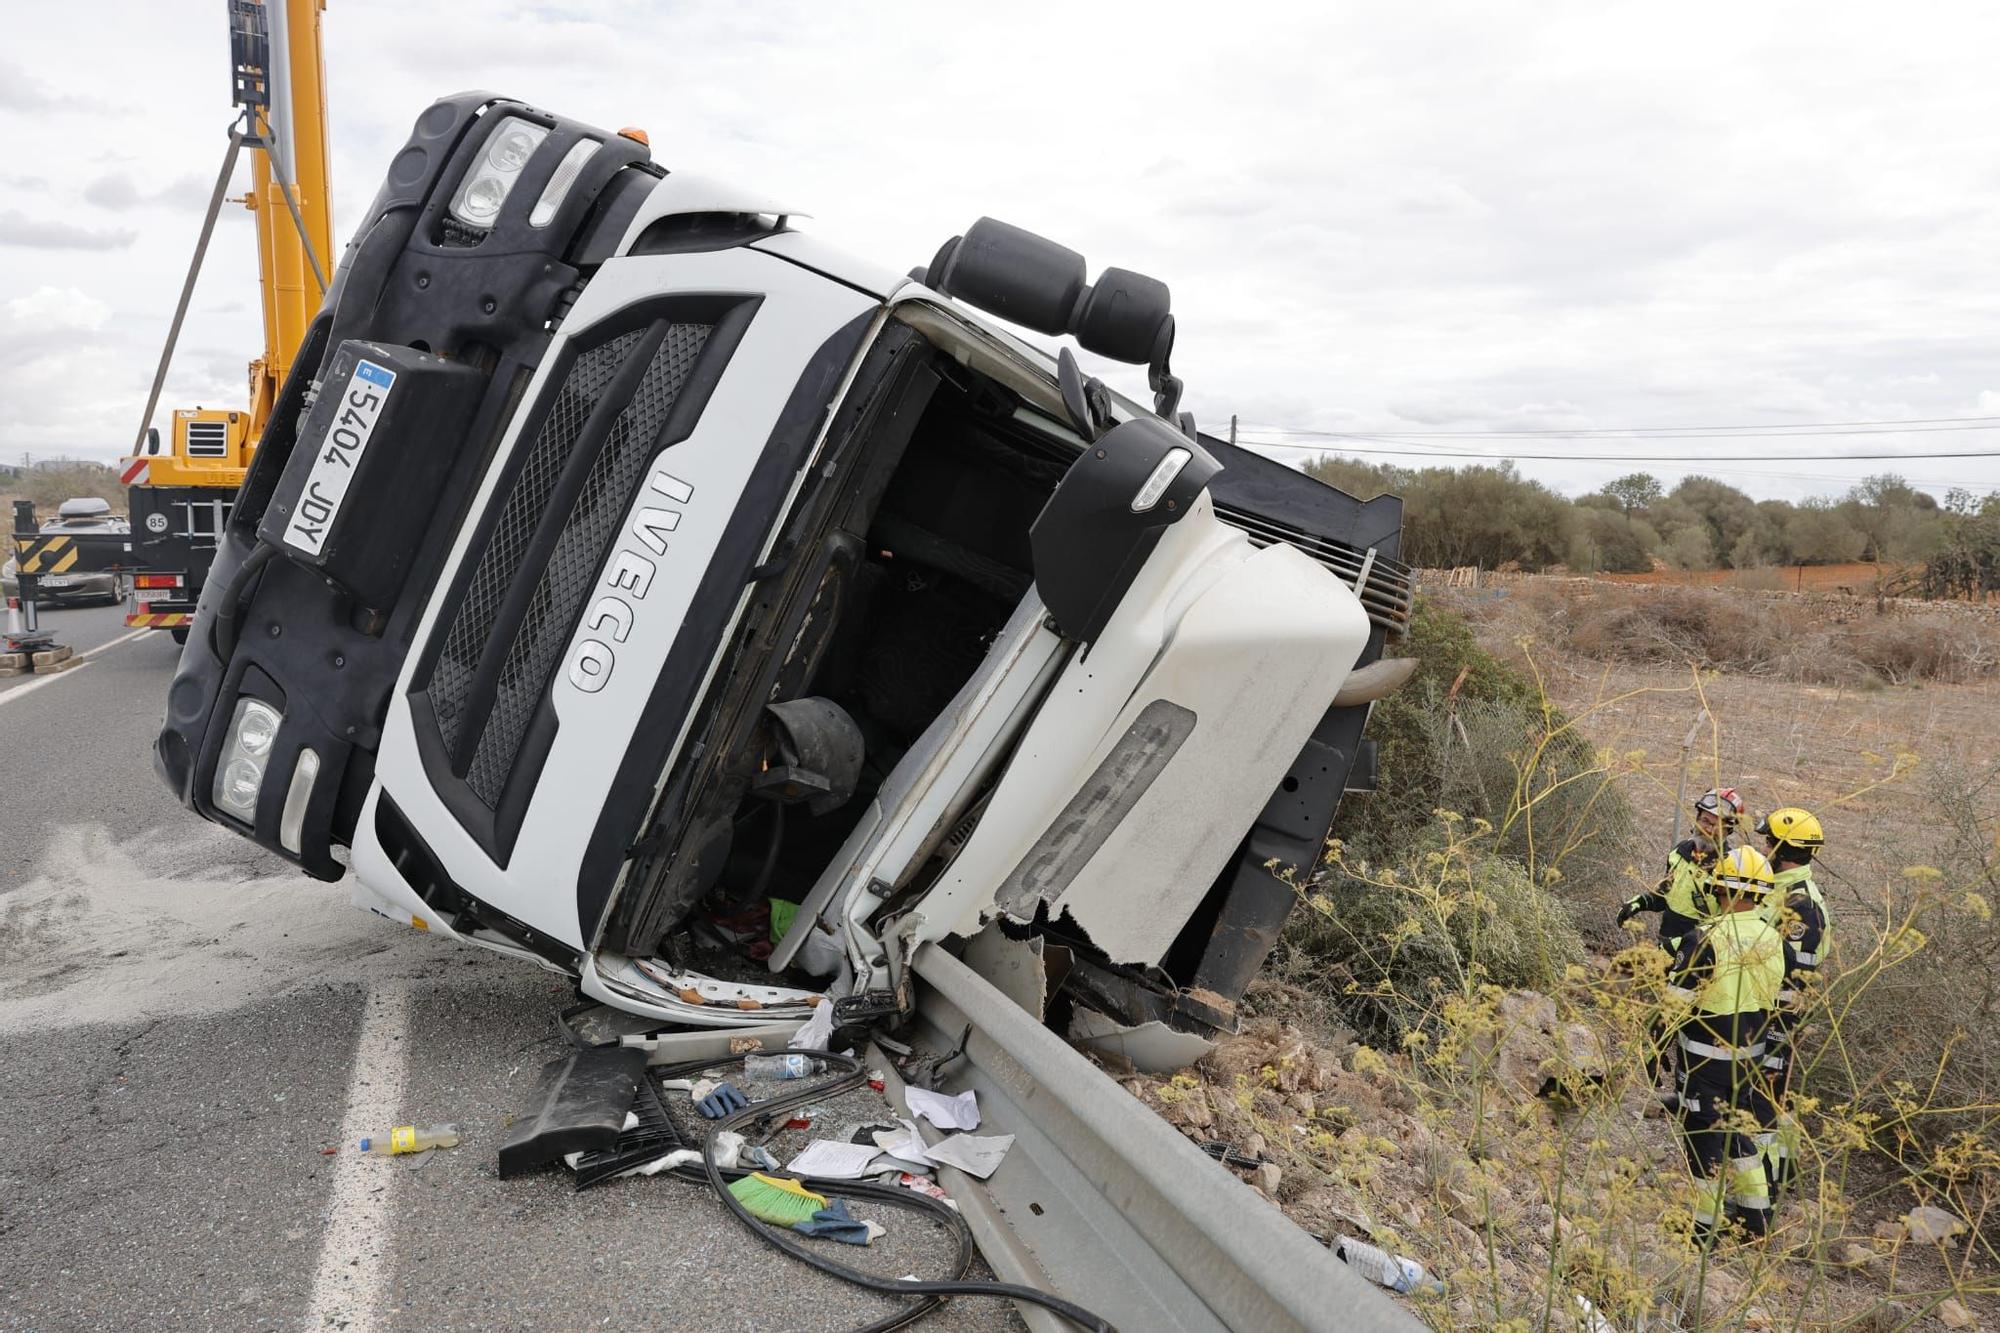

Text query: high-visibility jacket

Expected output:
[1621,835,1732,947]
[1665,909,1786,1056]
[1761,863,1829,1016]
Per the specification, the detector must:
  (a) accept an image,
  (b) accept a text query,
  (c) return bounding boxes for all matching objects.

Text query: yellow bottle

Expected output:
[359,1124,460,1155]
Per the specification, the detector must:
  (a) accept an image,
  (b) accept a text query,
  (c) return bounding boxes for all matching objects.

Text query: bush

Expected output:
[1297,599,1632,1041]
[1466,581,2000,686]
[1280,825,1588,1041]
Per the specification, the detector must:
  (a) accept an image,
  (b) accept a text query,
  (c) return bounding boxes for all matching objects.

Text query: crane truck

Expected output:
[121,0,333,642]
[155,92,1413,1053]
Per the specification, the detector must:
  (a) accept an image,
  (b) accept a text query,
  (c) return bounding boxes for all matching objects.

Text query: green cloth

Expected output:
[769,898,800,945]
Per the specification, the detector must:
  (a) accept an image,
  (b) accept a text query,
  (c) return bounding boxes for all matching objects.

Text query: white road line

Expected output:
[304,986,412,1332]
[0,627,151,707]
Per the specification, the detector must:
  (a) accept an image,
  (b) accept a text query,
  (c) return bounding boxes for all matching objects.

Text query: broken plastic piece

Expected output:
[498,1046,648,1178]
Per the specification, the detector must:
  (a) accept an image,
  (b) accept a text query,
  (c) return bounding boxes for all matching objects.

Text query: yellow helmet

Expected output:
[1713,845,1775,898]
[1756,807,1824,851]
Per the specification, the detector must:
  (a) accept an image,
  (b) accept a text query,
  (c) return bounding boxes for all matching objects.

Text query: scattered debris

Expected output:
[1068,1006,1217,1074]
[789,1000,836,1052]
[897,1173,958,1211]
[744,1053,825,1080]
[922,1132,1014,1180]
[729,1172,828,1226]
[905,1085,980,1131]
[359,1124,459,1156]
[793,1199,885,1247]
[695,1081,750,1119]
[1334,1235,1444,1296]
[786,1139,885,1179]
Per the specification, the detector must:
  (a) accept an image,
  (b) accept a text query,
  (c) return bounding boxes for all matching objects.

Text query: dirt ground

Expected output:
[1093,588,2000,1329]
[1516,649,1999,918]
[1593,561,1919,593]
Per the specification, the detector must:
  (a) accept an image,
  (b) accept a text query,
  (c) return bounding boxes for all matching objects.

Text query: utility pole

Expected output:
[1229,414,1237,447]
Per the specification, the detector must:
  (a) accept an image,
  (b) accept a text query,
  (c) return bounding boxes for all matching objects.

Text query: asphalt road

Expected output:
[0,604,1019,1332]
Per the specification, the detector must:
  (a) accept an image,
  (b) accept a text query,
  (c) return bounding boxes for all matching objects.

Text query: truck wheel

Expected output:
[171,627,190,645]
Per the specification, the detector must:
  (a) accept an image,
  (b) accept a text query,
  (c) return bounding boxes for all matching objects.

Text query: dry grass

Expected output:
[1461,580,2000,687]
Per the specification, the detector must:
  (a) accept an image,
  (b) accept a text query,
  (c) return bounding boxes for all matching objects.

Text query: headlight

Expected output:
[447,115,549,230]
[212,697,283,821]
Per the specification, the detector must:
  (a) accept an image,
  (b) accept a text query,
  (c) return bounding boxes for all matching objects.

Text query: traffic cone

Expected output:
[5,596,21,639]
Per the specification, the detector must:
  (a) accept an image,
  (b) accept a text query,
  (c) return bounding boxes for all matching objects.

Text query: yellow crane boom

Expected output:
[118,0,334,638]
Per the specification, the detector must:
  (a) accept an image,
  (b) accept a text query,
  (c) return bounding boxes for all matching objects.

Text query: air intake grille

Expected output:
[430,330,645,761]
[1214,503,1415,635]
[185,420,230,457]
[464,324,712,805]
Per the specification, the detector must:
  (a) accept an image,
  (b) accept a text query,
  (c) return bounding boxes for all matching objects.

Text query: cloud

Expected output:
[81,175,141,209]
[83,172,210,211]
[0,211,136,250]
[3,286,111,333]
[0,59,77,111]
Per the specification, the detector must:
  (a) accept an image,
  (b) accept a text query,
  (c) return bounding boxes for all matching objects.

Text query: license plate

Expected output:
[282,356,397,557]
[137,588,172,603]
[42,576,74,588]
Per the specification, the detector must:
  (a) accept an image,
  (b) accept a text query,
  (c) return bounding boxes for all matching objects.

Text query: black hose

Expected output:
[655,1050,1118,1333]
[208,543,277,661]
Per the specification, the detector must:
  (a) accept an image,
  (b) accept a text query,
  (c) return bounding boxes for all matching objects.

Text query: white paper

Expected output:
[904,1085,980,1131]
[922,1132,1014,1180]
[787,1139,887,1179]
[790,1000,835,1051]
[871,1119,935,1172]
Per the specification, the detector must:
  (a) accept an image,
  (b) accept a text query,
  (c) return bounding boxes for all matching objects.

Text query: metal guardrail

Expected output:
[902,944,1420,1333]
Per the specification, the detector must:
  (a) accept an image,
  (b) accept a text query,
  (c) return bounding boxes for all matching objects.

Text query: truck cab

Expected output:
[157,95,1411,1040]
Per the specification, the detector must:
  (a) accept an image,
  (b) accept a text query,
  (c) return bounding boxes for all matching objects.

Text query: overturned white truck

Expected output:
[157,94,1412,1052]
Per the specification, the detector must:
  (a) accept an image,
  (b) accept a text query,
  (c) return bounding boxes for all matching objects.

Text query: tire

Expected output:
[171,626,190,646]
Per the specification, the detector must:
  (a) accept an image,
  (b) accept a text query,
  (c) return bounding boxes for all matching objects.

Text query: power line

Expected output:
[1232,435,2000,464]
[1239,414,2000,439]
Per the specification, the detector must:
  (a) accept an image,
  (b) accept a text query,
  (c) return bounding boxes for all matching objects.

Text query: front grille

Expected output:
[185,421,230,457]
[464,324,711,805]
[1214,503,1415,634]
[429,330,645,762]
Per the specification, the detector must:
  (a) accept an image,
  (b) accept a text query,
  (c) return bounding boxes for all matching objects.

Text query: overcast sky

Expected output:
[4,0,1998,504]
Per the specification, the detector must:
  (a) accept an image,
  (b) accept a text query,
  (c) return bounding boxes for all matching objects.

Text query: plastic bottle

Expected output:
[1334,1236,1444,1296]
[743,1053,824,1080]
[359,1124,460,1156]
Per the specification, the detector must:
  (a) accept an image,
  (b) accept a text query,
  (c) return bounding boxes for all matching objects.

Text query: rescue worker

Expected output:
[1659,844,1785,1245]
[1618,787,1746,949]
[1754,806,1828,1200]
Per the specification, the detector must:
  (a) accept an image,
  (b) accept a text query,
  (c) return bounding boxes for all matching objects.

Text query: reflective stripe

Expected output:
[1664,985,1698,1003]
[1777,989,1798,1003]
[1792,951,1818,964]
[1761,1055,1787,1071]
[1681,1035,1766,1061]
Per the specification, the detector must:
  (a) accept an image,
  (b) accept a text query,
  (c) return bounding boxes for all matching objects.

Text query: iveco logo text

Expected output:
[564,461,695,694]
